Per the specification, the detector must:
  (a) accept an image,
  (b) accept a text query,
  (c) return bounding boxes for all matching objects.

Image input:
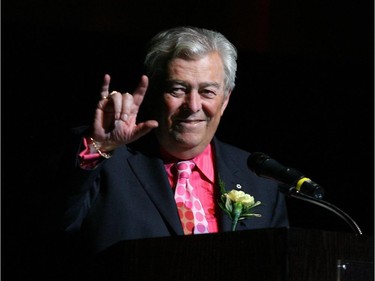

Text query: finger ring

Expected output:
[110,91,119,96]
[104,91,119,99]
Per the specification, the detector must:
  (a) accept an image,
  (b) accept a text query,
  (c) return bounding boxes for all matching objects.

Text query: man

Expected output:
[58,26,288,259]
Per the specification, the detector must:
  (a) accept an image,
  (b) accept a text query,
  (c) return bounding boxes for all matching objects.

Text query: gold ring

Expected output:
[104,91,119,99]
[109,91,119,96]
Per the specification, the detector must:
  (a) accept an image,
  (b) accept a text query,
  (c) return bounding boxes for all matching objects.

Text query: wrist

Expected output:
[88,137,113,159]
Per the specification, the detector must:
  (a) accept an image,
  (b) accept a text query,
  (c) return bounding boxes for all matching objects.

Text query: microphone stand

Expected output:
[286,190,363,236]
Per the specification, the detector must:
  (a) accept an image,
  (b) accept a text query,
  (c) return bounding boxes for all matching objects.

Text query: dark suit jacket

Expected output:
[59,127,289,255]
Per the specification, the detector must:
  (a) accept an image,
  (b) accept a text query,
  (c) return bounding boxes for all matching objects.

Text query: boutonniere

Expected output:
[218,178,262,231]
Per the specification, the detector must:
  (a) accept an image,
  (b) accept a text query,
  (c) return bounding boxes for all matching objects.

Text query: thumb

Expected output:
[132,120,159,140]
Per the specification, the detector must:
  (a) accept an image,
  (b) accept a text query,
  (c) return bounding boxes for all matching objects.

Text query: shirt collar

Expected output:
[160,144,215,183]
[192,144,215,183]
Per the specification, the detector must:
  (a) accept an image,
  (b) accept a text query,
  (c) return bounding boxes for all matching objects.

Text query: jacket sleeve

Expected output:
[53,126,104,234]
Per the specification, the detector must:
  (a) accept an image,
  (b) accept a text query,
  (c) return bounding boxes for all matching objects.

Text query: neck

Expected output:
[160,142,212,161]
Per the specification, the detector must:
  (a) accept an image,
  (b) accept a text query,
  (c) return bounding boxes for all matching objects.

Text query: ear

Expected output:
[220,91,232,115]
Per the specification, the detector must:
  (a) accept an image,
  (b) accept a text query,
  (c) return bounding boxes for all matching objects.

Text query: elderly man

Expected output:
[58,26,289,257]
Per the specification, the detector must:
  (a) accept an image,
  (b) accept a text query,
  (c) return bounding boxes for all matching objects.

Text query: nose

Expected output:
[184,90,202,113]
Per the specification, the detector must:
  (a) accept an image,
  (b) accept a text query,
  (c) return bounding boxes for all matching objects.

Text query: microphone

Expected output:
[247,152,324,199]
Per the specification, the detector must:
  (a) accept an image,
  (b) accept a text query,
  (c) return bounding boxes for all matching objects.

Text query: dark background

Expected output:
[2,0,374,279]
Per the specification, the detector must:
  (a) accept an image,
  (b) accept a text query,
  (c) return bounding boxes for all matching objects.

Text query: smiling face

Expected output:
[154,51,231,159]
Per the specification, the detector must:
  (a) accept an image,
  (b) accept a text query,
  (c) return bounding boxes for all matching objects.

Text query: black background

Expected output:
[2,0,374,279]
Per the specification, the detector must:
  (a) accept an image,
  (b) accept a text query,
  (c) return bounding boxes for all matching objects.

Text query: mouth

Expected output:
[178,119,203,124]
[174,118,206,128]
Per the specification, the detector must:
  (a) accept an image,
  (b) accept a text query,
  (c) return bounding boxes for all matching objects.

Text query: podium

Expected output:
[86,227,373,281]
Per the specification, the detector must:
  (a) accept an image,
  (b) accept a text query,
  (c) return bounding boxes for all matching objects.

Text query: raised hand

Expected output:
[89,74,158,151]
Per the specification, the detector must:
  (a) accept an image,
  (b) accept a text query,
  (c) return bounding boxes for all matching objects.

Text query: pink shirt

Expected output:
[161,144,219,233]
[79,138,219,233]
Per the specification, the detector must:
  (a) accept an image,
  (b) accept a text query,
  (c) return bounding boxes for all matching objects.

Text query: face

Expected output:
[154,51,231,159]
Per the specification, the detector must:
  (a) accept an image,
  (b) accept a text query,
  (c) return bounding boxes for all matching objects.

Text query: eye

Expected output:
[165,81,187,97]
[168,87,186,97]
[199,88,217,98]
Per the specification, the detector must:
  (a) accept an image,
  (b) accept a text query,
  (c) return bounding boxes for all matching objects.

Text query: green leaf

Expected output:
[224,196,233,212]
[218,176,227,195]
[218,202,233,219]
[242,213,262,218]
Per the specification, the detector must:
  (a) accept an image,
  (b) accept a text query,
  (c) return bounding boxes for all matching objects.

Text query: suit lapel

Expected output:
[213,138,241,232]
[127,153,184,235]
[213,138,267,232]
[213,138,261,232]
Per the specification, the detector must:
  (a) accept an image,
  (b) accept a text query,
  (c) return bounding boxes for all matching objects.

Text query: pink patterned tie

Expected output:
[174,161,209,235]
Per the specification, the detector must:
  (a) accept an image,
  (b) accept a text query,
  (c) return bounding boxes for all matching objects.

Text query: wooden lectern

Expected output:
[83,227,373,281]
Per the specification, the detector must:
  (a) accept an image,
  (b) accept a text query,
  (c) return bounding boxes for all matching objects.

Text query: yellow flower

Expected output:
[218,178,262,231]
[227,190,255,207]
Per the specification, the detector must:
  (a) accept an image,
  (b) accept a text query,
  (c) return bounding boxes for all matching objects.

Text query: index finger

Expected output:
[100,74,111,99]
